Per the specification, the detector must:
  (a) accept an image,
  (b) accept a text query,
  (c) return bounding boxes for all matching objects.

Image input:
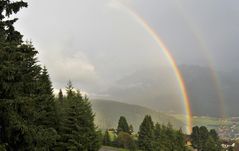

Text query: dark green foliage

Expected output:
[191,126,221,151]
[0,1,101,150]
[209,129,221,151]
[154,123,162,150]
[117,116,130,134]
[138,115,155,150]
[56,83,101,151]
[66,81,75,99]
[154,123,187,151]
[115,132,137,151]
[191,126,200,149]
[34,67,59,150]
[0,0,57,150]
[58,89,63,102]
[204,136,217,151]
[199,126,209,150]
[173,129,187,151]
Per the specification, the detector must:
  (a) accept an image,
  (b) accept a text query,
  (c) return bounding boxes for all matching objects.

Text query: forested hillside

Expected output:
[91,100,185,131]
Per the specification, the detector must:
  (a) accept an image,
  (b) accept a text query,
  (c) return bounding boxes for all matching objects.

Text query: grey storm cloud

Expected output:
[14,0,239,113]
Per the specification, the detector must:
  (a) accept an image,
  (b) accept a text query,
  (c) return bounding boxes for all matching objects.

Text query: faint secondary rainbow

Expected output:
[174,0,227,120]
[115,1,192,133]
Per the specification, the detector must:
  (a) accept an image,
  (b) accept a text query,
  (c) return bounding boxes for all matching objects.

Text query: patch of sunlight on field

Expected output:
[171,114,233,129]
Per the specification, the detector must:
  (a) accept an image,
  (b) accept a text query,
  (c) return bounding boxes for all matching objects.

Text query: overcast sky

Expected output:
[14,0,239,108]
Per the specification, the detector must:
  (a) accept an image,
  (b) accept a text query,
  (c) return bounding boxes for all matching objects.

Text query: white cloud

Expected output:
[47,51,98,84]
[107,0,123,10]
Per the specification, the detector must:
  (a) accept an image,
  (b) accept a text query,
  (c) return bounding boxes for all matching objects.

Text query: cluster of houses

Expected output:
[185,134,239,150]
[218,117,239,140]
[221,140,236,150]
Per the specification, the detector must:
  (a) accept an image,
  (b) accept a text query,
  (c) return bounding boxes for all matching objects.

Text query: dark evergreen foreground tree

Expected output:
[0,0,43,150]
[56,83,101,150]
[0,1,101,150]
[34,67,59,150]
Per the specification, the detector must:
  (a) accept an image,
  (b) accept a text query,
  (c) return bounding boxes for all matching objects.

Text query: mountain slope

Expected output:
[101,65,239,117]
[91,99,185,131]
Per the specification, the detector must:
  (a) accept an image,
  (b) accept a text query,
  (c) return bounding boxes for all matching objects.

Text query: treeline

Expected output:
[0,1,101,150]
[191,126,221,151]
[103,115,186,150]
[102,115,222,151]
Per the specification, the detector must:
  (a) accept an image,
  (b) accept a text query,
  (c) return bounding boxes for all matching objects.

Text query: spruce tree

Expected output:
[34,67,59,150]
[154,123,162,150]
[199,126,209,150]
[66,80,75,99]
[138,115,155,151]
[209,129,221,150]
[57,83,101,150]
[191,126,200,149]
[0,1,44,150]
[191,126,220,151]
[58,89,64,102]
[117,116,130,134]
[174,129,187,151]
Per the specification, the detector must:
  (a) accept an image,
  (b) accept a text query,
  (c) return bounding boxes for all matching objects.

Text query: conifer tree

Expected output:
[117,116,130,134]
[66,80,75,99]
[199,126,209,150]
[138,115,155,150]
[57,83,101,150]
[174,129,187,151]
[58,89,64,102]
[154,123,162,150]
[34,67,59,150]
[0,1,101,150]
[209,129,221,150]
[191,126,221,151]
[0,1,44,150]
[191,126,200,149]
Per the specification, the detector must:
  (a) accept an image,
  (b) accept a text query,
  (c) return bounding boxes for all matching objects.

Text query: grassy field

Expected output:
[171,114,233,129]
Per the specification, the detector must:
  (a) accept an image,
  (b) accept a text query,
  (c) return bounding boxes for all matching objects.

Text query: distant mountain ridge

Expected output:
[180,65,239,117]
[100,65,239,117]
[91,99,186,131]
